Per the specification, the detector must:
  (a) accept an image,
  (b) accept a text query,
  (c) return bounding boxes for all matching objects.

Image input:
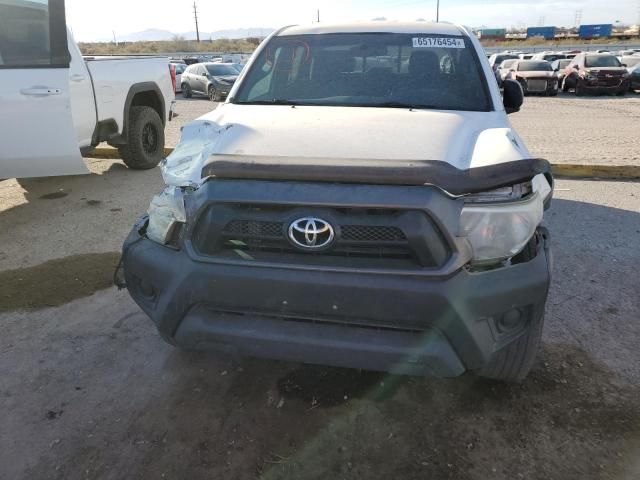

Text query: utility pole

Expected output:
[574,10,582,28]
[317,9,320,22]
[436,0,440,22]
[193,1,200,43]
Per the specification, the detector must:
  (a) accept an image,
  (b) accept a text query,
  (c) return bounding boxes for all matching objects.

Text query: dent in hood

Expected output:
[161,105,531,187]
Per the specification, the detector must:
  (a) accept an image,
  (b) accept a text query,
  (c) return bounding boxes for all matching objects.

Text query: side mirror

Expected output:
[622,63,627,68]
[502,79,523,115]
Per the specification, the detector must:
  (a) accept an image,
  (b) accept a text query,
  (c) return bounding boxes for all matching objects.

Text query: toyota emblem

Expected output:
[288,217,335,250]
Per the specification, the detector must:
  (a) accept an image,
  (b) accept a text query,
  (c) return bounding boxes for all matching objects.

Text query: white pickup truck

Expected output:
[0,0,176,178]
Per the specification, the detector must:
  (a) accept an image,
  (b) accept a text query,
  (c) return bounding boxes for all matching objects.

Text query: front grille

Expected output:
[526,79,548,91]
[341,225,406,242]
[224,219,282,238]
[221,220,412,259]
[222,220,406,244]
[192,204,451,269]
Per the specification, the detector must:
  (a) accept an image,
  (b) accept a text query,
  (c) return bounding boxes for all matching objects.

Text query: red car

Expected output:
[561,53,631,96]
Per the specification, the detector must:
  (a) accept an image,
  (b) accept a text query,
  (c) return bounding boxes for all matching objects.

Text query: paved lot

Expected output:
[1,159,639,478]
[165,93,640,166]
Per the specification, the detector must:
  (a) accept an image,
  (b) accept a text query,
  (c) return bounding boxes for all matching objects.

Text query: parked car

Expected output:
[0,2,176,178]
[181,63,239,101]
[488,52,519,73]
[618,56,640,70]
[496,59,518,85]
[171,62,187,93]
[531,52,566,62]
[551,58,572,87]
[562,53,631,96]
[227,62,245,73]
[506,60,558,95]
[518,53,534,60]
[119,21,553,382]
[561,50,581,60]
[629,63,640,92]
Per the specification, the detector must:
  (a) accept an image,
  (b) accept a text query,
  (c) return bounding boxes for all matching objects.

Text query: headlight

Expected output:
[146,187,186,244]
[459,175,550,265]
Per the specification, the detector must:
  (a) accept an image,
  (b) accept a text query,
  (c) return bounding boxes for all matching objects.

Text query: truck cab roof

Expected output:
[279,21,466,37]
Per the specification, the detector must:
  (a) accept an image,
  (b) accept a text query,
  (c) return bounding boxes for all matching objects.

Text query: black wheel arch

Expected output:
[108,82,166,146]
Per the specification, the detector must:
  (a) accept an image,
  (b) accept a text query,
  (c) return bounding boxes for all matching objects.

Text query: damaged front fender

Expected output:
[161,120,231,187]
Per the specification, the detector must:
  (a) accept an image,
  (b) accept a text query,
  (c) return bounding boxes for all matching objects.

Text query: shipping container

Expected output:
[478,28,507,40]
[578,24,613,39]
[526,26,556,40]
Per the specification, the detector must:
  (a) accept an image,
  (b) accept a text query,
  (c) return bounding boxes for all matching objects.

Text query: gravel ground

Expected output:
[165,92,640,166]
[1,169,639,479]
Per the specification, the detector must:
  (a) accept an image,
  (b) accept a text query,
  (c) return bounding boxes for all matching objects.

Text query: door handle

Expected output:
[70,74,86,82]
[20,87,62,97]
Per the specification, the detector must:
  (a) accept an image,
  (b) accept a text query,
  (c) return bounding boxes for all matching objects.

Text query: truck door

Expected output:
[0,0,88,178]
[67,29,96,148]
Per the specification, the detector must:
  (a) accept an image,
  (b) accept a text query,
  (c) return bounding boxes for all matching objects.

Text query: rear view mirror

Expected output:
[502,79,523,114]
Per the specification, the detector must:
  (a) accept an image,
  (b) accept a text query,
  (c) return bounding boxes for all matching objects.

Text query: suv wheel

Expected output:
[478,235,546,381]
[118,106,165,170]
[575,80,585,96]
[182,83,192,98]
[208,85,221,102]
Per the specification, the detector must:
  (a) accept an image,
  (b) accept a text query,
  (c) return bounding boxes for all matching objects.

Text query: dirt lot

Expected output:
[1,97,640,480]
[165,93,640,166]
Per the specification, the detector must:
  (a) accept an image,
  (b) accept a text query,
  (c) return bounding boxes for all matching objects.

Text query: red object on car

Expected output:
[169,63,177,93]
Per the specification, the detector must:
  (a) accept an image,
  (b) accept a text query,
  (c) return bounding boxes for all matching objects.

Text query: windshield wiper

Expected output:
[233,99,302,106]
[374,101,440,109]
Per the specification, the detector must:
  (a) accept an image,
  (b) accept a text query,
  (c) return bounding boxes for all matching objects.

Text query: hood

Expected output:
[161,104,530,187]
[585,67,627,75]
[516,71,556,78]
[213,75,238,83]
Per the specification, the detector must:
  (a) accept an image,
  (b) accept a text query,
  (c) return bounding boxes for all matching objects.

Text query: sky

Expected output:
[65,0,640,42]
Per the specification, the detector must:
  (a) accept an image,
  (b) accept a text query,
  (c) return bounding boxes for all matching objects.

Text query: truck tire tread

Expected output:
[118,106,164,170]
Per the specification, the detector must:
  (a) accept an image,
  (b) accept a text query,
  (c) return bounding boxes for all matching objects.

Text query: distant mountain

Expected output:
[182,28,276,40]
[104,27,275,43]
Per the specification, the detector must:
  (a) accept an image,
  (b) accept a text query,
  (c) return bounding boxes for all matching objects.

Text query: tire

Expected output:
[561,77,569,92]
[478,236,546,382]
[616,89,626,97]
[575,80,585,96]
[182,83,192,98]
[118,106,165,170]
[208,85,221,102]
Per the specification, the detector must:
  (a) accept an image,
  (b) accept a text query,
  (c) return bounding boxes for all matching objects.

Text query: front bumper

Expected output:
[582,78,630,92]
[121,222,552,377]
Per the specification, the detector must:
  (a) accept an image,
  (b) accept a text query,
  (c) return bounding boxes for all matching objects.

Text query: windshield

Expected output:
[558,59,571,68]
[518,61,552,71]
[205,64,239,76]
[585,55,622,68]
[173,64,186,74]
[232,33,492,112]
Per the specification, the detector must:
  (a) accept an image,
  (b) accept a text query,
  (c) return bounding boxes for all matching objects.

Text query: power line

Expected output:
[193,1,200,43]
